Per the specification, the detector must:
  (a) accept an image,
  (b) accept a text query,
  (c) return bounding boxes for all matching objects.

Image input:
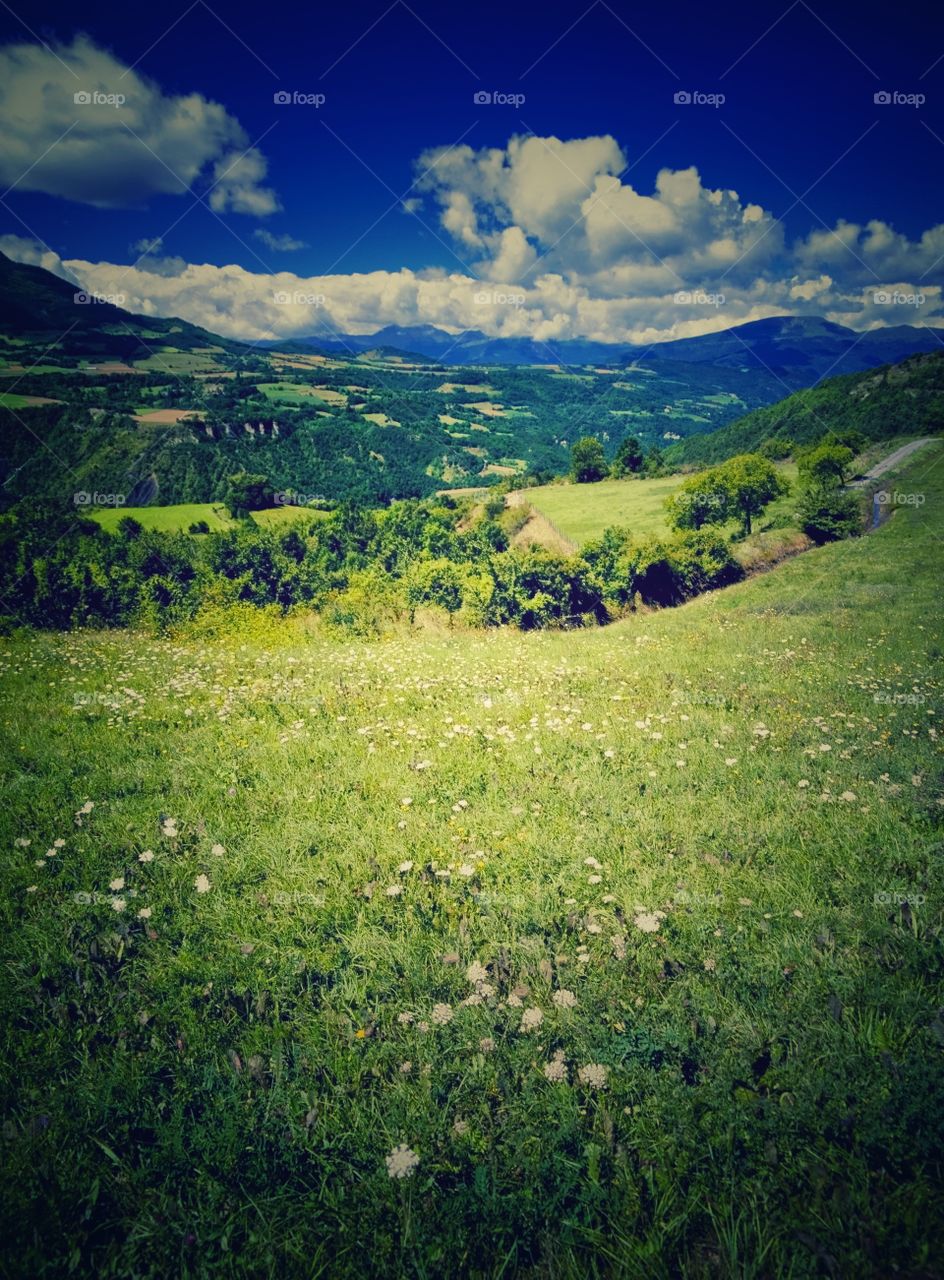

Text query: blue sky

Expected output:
[1,0,942,342]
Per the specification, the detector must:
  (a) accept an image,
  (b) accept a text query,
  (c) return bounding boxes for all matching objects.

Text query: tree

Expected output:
[643,446,665,476]
[797,444,854,488]
[665,468,732,531]
[570,437,609,484]
[666,453,788,536]
[225,472,273,518]
[613,435,644,476]
[716,454,789,535]
[758,437,794,461]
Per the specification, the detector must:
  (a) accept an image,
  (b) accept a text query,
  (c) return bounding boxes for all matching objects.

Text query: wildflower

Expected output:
[725,758,738,767]
[543,1050,568,1082]
[111,897,126,912]
[25,885,38,893]
[553,989,577,1009]
[431,1003,453,1026]
[396,1011,415,1025]
[14,838,30,848]
[588,874,602,885]
[466,961,488,984]
[520,1007,544,1033]
[479,1037,495,1053]
[53,838,65,848]
[797,779,810,789]
[634,912,661,933]
[194,874,211,894]
[397,860,414,873]
[385,1144,419,1179]
[840,791,857,803]
[452,1118,469,1136]
[584,857,602,870]
[385,884,403,897]
[399,1061,412,1074]
[137,907,152,920]
[109,878,125,892]
[703,957,716,972]
[139,850,154,863]
[457,864,475,877]
[577,1063,608,1089]
[211,844,225,857]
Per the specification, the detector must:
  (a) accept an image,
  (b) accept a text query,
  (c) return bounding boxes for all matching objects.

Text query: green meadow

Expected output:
[521,463,799,546]
[1,447,942,1277]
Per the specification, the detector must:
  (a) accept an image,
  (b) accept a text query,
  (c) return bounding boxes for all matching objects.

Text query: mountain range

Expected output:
[275,315,944,384]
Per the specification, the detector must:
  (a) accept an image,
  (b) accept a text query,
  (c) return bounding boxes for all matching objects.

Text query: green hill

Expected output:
[675,349,944,465]
[0,249,248,362]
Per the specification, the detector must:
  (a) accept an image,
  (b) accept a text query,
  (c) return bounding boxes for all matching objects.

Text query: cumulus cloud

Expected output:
[4,128,942,344]
[0,36,278,213]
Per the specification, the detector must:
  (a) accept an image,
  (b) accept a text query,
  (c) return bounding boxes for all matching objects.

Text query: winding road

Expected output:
[850,437,937,486]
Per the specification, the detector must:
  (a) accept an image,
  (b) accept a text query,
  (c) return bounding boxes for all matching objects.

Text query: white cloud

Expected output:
[252,229,308,252]
[3,127,941,345]
[0,36,278,213]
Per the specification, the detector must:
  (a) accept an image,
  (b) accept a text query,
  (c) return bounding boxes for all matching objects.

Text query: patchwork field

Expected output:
[1,447,941,1277]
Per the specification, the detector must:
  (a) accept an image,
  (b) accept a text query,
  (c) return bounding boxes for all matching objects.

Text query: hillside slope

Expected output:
[675,348,944,464]
[1,444,941,1277]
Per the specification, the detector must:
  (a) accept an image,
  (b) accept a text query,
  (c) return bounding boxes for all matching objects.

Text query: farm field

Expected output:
[1,446,941,1277]
[520,463,800,545]
[88,503,318,534]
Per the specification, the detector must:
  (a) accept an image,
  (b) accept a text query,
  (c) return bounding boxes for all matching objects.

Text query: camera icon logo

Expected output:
[73,491,91,506]
[874,90,891,104]
[73,291,90,305]
[273,291,290,304]
[73,91,91,105]
[473,90,492,105]
[873,290,890,304]
[674,91,692,104]
[273,90,291,105]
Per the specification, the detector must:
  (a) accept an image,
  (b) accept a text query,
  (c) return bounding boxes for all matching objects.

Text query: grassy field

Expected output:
[521,462,803,546]
[1,447,942,1277]
[89,504,319,534]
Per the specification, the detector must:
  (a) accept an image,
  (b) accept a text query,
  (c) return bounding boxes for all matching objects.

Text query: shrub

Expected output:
[797,485,863,543]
